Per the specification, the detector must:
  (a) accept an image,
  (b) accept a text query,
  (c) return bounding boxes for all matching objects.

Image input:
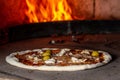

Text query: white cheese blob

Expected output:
[93,57,100,62]
[69,52,73,56]
[33,57,39,64]
[34,57,38,61]
[81,50,90,54]
[57,60,63,63]
[57,48,70,56]
[45,58,55,64]
[79,59,87,63]
[33,49,43,53]
[71,57,87,63]
[28,55,33,59]
[71,57,79,63]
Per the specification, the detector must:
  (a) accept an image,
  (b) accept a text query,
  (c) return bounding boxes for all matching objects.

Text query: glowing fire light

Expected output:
[25,0,73,23]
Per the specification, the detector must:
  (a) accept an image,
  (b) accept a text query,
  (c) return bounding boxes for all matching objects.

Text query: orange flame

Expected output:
[25,0,73,23]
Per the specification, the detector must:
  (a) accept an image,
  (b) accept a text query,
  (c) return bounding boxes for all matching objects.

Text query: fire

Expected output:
[25,0,73,23]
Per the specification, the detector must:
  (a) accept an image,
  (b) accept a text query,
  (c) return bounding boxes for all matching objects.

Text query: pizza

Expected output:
[6,48,112,71]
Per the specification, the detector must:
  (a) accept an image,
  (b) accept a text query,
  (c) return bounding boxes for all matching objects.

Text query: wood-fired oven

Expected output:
[0,0,120,80]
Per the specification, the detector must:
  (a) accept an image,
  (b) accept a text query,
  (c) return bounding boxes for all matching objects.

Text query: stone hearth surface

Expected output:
[0,34,120,80]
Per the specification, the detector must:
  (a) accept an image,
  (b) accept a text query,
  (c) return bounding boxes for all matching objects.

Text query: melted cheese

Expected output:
[57,48,70,56]
[71,57,87,63]
[81,50,90,54]
[71,57,79,63]
[45,58,55,64]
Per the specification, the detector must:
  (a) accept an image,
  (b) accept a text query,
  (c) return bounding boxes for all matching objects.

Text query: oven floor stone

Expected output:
[0,72,26,80]
[0,34,120,80]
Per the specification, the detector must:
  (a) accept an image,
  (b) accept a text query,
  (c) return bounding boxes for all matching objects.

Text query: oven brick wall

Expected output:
[0,0,26,29]
[67,0,94,20]
[95,0,120,20]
